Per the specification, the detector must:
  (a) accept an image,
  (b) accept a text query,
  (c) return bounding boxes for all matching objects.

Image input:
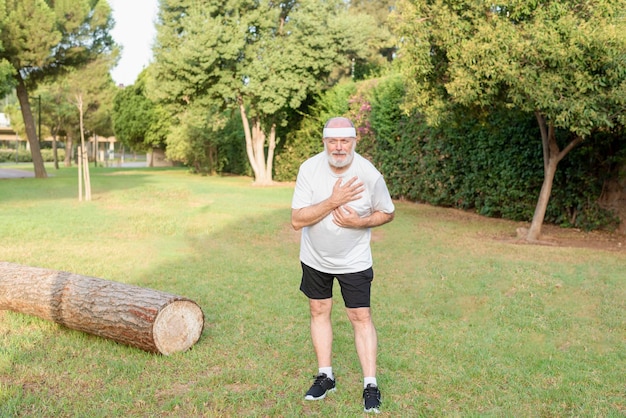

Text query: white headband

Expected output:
[323,127,356,138]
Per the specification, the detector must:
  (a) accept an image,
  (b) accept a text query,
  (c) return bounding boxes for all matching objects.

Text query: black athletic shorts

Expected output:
[299,262,374,308]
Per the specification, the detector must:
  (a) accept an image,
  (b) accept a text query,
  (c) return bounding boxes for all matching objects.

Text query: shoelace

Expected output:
[364,386,379,399]
[313,374,329,386]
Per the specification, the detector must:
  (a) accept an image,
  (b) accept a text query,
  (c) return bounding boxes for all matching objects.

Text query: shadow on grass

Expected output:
[0,168,171,203]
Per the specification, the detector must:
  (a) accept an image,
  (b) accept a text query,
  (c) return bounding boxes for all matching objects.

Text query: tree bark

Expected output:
[252,119,268,184]
[238,102,275,186]
[65,133,73,167]
[0,262,204,355]
[266,123,277,183]
[527,112,584,241]
[240,103,259,179]
[15,75,47,178]
[76,93,92,201]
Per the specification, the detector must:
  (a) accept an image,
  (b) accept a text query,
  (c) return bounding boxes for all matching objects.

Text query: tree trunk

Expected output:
[78,145,83,201]
[15,75,47,178]
[240,103,260,180]
[52,133,59,170]
[76,93,92,201]
[238,103,275,186]
[265,123,277,183]
[65,133,73,167]
[93,133,98,168]
[0,262,204,355]
[526,112,583,241]
[252,119,269,184]
[527,158,558,241]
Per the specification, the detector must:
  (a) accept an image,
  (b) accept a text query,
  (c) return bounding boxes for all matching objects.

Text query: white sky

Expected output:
[109,0,159,86]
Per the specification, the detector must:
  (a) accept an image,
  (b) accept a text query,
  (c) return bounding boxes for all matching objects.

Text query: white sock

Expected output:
[364,377,377,388]
[319,367,333,380]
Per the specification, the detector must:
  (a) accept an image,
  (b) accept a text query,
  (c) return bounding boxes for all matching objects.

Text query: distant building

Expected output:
[0,113,9,127]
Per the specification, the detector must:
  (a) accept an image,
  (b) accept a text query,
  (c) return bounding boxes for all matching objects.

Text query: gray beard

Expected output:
[324,143,355,168]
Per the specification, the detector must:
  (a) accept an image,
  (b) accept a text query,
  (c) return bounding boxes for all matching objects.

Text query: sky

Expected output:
[109,0,159,86]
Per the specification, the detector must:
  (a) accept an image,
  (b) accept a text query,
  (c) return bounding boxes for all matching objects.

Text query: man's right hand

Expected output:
[329,176,364,208]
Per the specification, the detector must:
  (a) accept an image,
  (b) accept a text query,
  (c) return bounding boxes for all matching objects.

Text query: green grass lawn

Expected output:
[0,166,624,417]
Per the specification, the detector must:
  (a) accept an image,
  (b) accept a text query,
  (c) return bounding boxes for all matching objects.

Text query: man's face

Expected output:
[324,137,356,168]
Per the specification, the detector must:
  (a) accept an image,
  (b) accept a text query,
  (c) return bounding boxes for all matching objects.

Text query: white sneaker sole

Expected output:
[304,387,336,401]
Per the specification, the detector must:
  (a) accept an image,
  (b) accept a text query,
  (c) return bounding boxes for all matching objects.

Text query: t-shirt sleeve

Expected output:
[291,167,312,209]
[371,176,395,214]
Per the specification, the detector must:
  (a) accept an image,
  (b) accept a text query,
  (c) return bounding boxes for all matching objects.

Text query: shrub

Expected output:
[0,147,66,163]
[274,75,623,231]
[367,77,622,231]
[274,82,357,181]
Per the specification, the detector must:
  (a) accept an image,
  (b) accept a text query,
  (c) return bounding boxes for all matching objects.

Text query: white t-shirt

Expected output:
[291,152,395,274]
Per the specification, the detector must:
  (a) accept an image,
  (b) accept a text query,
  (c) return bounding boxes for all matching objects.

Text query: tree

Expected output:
[394,0,626,241]
[34,82,78,169]
[0,0,115,178]
[113,70,167,154]
[151,0,384,185]
[65,56,118,200]
[348,0,398,72]
[0,4,14,97]
[0,60,13,98]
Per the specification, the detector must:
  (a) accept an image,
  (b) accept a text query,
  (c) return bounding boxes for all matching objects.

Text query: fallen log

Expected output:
[0,261,204,355]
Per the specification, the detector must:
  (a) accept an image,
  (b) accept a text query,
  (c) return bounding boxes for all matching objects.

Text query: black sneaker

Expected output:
[363,384,381,413]
[304,373,336,400]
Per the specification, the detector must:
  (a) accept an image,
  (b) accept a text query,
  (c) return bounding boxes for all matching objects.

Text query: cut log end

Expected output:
[153,300,204,355]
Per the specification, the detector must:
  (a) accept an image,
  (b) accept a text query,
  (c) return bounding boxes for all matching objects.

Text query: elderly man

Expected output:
[291,116,395,413]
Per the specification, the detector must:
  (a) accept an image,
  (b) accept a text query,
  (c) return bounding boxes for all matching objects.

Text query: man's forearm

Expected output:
[291,199,337,230]
[357,210,395,228]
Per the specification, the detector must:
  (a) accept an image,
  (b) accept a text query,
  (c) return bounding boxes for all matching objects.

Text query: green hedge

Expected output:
[273,75,622,231]
[366,76,621,230]
[0,148,66,163]
[273,82,357,182]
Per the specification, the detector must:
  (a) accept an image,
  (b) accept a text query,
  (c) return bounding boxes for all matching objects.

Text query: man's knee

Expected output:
[346,307,372,324]
[309,298,332,317]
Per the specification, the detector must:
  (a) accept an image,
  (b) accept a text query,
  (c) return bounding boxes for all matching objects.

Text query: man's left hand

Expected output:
[332,205,362,228]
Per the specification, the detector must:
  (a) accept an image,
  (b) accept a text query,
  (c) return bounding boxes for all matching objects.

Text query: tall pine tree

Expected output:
[0,0,115,178]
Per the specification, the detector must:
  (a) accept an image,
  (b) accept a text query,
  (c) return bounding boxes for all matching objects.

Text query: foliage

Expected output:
[150,0,387,184]
[0,0,115,85]
[0,148,27,163]
[367,75,622,231]
[273,81,356,181]
[347,0,397,79]
[0,147,65,163]
[549,127,624,230]
[0,0,116,177]
[0,60,14,98]
[32,78,81,168]
[113,72,167,151]
[34,82,76,140]
[69,57,118,139]
[394,0,626,132]
[164,105,248,175]
[368,74,429,200]
[392,0,626,239]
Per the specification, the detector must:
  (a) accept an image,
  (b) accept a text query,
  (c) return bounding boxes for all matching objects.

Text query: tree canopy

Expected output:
[113,71,167,152]
[393,0,626,240]
[0,0,116,177]
[150,0,388,184]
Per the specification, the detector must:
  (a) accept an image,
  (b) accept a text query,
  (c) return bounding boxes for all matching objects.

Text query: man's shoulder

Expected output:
[300,152,326,170]
[353,153,381,176]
